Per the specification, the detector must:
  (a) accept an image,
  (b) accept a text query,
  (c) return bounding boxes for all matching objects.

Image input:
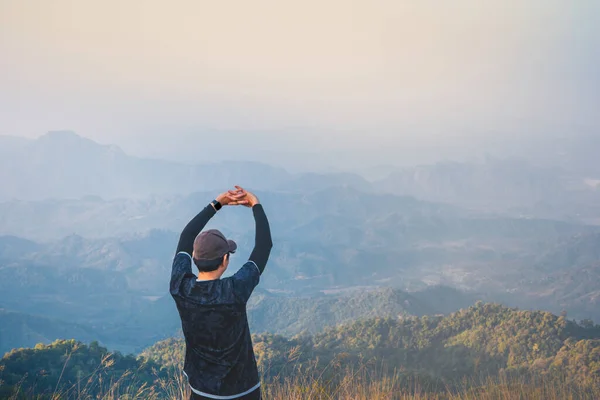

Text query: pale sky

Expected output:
[1,0,599,167]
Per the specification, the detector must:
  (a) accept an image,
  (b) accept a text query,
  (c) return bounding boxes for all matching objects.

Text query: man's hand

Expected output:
[216,189,248,206]
[232,186,260,208]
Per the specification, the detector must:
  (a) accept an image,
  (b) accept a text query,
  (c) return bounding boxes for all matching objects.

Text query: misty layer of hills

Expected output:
[1,131,599,222]
[0,131,368,201]
[1,131,599,355]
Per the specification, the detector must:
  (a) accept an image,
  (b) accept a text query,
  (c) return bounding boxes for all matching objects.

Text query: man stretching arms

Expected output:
[170,186,272,400]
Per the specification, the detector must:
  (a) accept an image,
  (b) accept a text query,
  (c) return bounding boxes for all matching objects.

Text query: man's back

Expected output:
[171,254,262,397]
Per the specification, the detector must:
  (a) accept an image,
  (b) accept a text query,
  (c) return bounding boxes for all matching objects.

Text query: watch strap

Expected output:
[211,200,223,211]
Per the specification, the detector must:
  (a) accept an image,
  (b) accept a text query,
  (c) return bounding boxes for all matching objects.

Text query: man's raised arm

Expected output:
[176,204,217,256]
[241,188,272,274]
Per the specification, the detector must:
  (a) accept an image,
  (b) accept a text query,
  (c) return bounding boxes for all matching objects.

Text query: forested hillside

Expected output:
[3,303,598,398]
[144,303,600,388]
[0,339,166,399]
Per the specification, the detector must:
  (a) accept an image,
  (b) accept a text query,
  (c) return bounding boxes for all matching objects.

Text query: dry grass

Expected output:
[8,357,599,400]
[260,371,599,400]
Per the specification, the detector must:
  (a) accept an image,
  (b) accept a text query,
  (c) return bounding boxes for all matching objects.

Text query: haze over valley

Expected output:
[0,131,599,356]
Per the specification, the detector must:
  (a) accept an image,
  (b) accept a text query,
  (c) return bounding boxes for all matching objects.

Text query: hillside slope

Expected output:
[143,303,600,386]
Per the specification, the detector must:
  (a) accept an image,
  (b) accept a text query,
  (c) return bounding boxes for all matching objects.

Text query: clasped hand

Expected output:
[216,186,259,208]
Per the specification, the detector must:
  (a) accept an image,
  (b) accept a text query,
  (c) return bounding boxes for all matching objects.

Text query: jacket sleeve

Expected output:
[171,203,217,294]
[170,252,193,296]
[248,204,273,274]
[232,261,261,303]
[175,204,217,256]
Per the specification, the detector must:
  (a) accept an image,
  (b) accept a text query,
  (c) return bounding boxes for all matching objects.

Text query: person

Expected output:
[170,186,272,400]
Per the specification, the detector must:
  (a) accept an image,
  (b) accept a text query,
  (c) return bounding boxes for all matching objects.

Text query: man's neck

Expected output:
[197,271,223,281]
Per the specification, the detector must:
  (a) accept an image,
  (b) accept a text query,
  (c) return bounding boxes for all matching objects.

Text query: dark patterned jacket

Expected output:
[170,203,272,398]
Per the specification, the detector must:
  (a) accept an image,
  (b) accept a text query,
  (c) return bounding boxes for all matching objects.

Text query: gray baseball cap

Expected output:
[193,229,237,269]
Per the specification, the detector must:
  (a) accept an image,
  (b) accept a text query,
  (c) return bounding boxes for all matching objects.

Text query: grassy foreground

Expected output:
[261,373,600,400]
[7,366,599,400]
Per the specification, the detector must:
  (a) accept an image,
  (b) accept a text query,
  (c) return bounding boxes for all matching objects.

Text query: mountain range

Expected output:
[0,131,369,201]
[1,131,599,357]
[2,131,599,223]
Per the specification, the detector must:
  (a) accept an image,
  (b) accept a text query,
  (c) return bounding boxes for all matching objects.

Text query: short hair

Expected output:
[194,253,228,272]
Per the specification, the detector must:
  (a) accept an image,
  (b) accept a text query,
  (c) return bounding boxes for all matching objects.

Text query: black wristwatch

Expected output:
[211,200,223,211]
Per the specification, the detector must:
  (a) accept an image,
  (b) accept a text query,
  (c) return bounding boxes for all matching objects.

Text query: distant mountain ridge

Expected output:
[376,158,600,221]
[0,131,371,201]
[3,131,599,223]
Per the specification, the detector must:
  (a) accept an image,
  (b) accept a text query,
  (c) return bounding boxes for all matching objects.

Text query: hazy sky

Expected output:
[1,0,599,167]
